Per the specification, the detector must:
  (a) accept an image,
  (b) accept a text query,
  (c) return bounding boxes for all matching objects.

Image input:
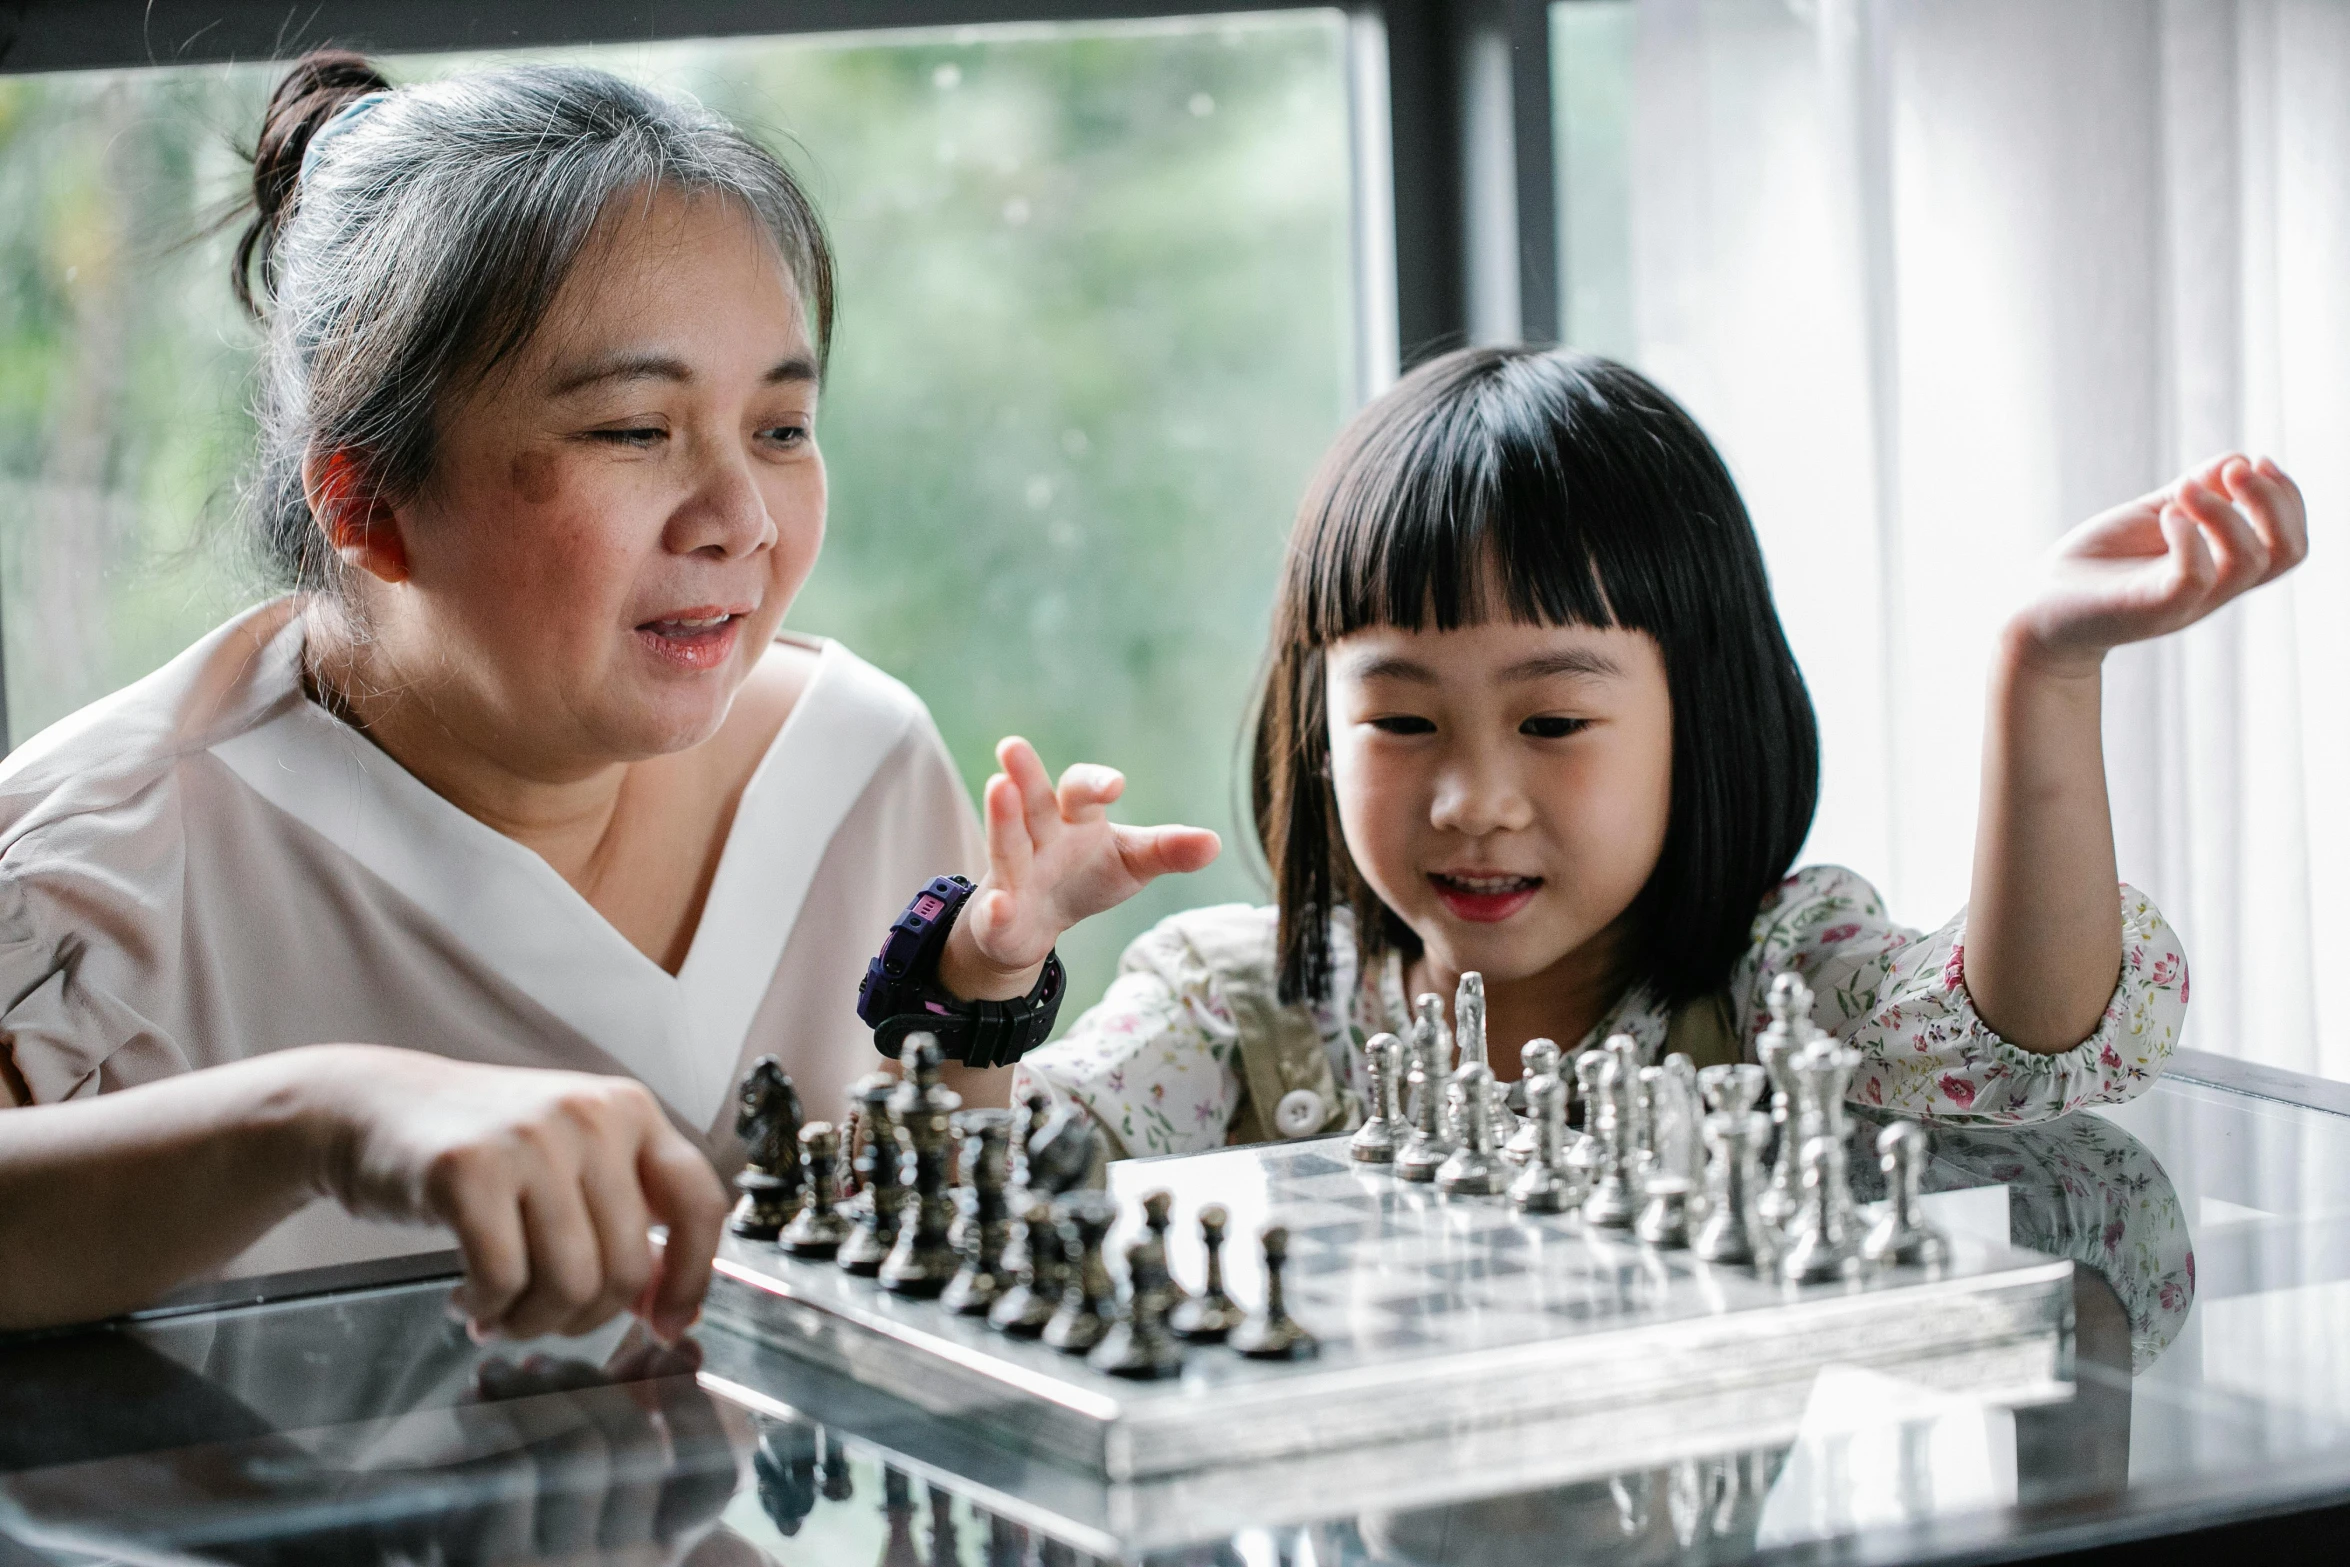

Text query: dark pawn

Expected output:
[987,1191,1069,1337]
[1139,1189,1190,1307]
[1042,1191,1119,1355]
[782,1122,851,1259]
[730,1056,803,1240]
[880,1037,962,1298]
[1168,1202,1245,1342]
[838,1073,904,1275]
[1231,1225,1319,1361]
[942,1109,1016,1314]
[1088,1234,1185,1380]
[837,1097,866,1208]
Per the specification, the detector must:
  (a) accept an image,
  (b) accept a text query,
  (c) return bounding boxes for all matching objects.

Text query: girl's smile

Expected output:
[1427,870,1545,923]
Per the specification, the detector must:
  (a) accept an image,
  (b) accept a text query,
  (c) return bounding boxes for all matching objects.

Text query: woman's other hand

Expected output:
[937,737,1221,1001]
[2008,453,2307,677]
[302,1046,729,1345]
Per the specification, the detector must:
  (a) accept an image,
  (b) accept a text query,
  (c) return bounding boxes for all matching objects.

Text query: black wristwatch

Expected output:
[857,874,1066,1069]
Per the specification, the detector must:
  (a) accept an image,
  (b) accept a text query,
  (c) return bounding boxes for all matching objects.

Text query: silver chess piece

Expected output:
[1509,1072,1574,1213]
[837,1074,904,1275]
[1455,972,1521,1146]
[1043,1191,1119,1354]
[730,1056,804,1241]
[780,1121,850,1259]
[1504,1038,1564,1166]
[1582,1037,1644,1228]
[1862,1121,1951,1268]
[1436,1063,1506,1196]
[1168,1202,1247,1341]
[1351,1032,1405,1164]
[1231,1225,1319,1360]
[942,1110,1015,1314]
[1782,1029,1863,1240]
[1414,993,1457,1135]
[1756,973,1816,1230]
[1394,1012,1457,1184]
[1692,1110,1770,1266]
[986,1189,1068,1337]
[1636,1175,1695,1248]
[1647,1055,1704,1187]
[1697,1062,1767,1120]
[1777,1134,1864,1283]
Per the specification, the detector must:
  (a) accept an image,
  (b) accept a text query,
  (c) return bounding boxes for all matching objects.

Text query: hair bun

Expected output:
[234,48,393,315]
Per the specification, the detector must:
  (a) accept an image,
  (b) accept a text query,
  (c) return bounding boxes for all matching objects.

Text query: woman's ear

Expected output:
[301,447,410,584]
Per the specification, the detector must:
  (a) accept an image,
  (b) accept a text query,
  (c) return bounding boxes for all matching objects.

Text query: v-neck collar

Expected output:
[211,620,918,1127]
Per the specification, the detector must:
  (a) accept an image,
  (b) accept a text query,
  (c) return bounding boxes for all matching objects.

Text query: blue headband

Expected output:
[299,91,392,184]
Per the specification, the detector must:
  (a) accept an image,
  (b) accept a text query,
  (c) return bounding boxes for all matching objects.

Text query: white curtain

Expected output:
[1622,0,2350,1078]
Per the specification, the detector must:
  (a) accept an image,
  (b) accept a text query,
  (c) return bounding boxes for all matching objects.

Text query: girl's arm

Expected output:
[0,1046,728,1338]
[1967,454,2306,1051]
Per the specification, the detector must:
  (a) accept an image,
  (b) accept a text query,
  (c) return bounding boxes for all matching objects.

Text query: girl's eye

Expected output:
[1368,715,1437,736]
[1521,715,1590,739]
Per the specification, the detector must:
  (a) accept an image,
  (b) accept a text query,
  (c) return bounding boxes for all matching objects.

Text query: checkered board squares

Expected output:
[708,1135,2074,1483]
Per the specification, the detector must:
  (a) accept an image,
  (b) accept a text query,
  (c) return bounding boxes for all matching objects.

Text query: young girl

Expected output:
[918,348,2303,1157]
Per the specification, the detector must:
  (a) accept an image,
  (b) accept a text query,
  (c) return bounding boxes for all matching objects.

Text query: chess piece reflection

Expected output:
[1043,1191,1119,1354]
[781,1121,851,1258]
[1351,1031,1404,1164]
[1437,1063,1506,1196]
[942,1109,1015,1314]
[1232,1224,1319,1360]
[821,1429,854,1502]
[927,1484,959,1567]
[839,1073,906,1275]
[879,1465,923,1567]
[1861,1121,1951,1267]
[731,1056,804,1240]
[753,1415,820,1536]
[1169,1202,1246,1341]
[880,1037,963,1297]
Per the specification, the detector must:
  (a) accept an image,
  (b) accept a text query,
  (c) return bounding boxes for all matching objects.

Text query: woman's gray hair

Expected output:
[237,50,834,594]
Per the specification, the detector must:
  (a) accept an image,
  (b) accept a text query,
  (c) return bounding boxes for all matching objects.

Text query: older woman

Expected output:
[0,53,999,1334]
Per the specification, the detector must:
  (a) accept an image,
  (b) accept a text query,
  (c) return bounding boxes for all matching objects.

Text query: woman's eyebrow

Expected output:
[546,352,692,397]
[1500,649,1624,681]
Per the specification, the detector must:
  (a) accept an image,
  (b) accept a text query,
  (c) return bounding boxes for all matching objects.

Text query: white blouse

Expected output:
[0,599,981,1274]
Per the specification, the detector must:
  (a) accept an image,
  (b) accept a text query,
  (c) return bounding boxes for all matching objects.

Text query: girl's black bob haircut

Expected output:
[1250,346,1820,1008]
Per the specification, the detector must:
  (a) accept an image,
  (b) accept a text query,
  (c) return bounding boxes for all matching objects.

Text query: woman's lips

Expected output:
[634,611,745,672]
[1428,871,1543,924]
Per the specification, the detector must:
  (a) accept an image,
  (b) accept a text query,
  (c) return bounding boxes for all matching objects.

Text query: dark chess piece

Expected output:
[1089,1234,1186,1379]
[820,1429,854,1502]
[942,1109,1016,1314]
[1024,1101,1109,1195]
[880,1036,963,1298]
[987,1190,1068,1337]
[1042,1191,1118,1354]
[839,1073,906,1275]
[1231,1224,1318,1360]
[927,1484,959,1567]
[782,1121,851,1258]
[1139,1189,1190,1307]
[837,1098,866,1206]
[753,1415,820,1537]
[1168,1202,1246,1341]
[730,1056,804,1240]
[1010,1087,1053,1189]
[880,1465,923,1567]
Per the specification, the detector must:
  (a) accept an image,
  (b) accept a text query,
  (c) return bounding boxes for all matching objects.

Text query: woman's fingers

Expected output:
[636,1132,727,1344]
[504,1177,606,1340]
[2176,477,2269,600]
[569,1139,658,1339]
[430,1151,532,1337]
[2226,456,2310,582]
[2158,500,2219,608]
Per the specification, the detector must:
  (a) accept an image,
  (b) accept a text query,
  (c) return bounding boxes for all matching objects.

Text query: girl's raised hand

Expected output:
[2010,453,2307,677]
[939,737,1221,998]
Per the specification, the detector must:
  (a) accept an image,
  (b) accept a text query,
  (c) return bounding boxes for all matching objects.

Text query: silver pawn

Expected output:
[1350,1032,1404,1164]
[1581,1047,1640,1229]
[1567,1049,1609,1196]
[1692,1110,1770,1266]
[1509,1073,1574,1212]
[1414,994,1457,1134]
[1862,1121,1950,1267]
[1394,1016,1456,1184]
[1436,1063,1506,1196]
[1635,1175,1695,1248]
[1504,1039,1563,1166]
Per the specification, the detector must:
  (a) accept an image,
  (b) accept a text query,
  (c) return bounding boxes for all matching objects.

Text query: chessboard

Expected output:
[704,1135,2072,1485]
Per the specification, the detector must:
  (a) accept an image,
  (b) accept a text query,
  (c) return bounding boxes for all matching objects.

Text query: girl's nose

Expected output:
[665,443,776,561]
[1429,751,1537,837]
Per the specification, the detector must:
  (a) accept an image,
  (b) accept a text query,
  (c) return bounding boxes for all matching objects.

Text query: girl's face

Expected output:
[1325,617,1675,989]
[374,186,824,772]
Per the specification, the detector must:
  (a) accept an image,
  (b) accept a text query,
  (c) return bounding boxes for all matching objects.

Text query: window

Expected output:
[0,14,1358,1009]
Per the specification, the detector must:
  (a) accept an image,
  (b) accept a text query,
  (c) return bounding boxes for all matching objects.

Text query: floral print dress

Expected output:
[1011,865,2188,1159]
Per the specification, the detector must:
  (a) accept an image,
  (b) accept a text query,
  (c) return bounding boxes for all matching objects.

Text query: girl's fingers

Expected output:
[995,737,1059,833]
[2177,479,2269,598]
[983,772,1034,888]
[1056,763,1125,822]
[1113,824,1223,883]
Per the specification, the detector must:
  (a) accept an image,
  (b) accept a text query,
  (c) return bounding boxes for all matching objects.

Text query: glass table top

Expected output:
[4,1052,2348,1565]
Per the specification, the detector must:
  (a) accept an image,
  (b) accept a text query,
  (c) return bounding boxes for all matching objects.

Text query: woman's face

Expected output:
[1324,616,1675,989]
[372,186,824,773]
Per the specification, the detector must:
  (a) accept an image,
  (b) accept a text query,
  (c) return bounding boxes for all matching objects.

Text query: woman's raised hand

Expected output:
[2010,453,2307,677]
[939,737,1222,999]
[306,1046,730,1345]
